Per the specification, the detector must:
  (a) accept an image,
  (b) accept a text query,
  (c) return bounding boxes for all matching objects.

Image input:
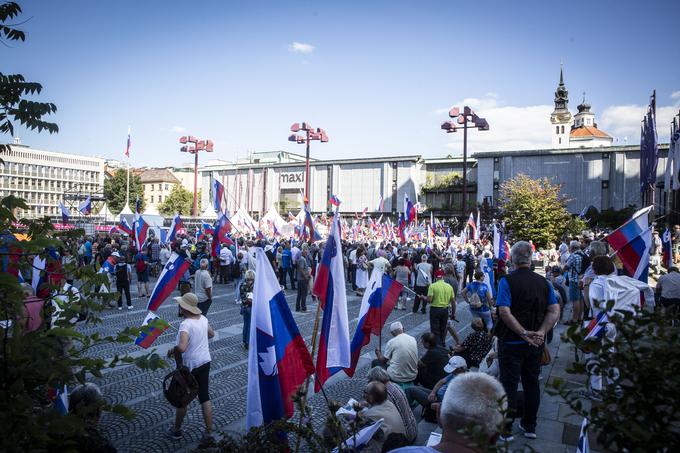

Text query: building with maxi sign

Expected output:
[200,152,435,218]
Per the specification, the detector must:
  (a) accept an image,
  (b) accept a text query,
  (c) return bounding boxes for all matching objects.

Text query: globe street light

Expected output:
[441,106,489,220]
[288,122,329,205]
[179,136,214,216]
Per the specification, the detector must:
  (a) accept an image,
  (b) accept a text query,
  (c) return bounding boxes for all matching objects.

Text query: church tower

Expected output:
[550,65,572,148]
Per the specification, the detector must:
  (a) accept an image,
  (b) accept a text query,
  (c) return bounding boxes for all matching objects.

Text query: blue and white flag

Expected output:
[167,214,183,244]
[312,215,350,391]
[78,196,92,215]
[246,249,314,429]
[54,385,68,415]
[59,202,70,223]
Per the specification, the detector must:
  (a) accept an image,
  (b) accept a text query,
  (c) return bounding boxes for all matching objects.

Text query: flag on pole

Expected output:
[78,196,92,215]
[606,206,653,282]
[345,271,403,377]
[147,252,192,311]
[135,215,150,250]
[246,248,314,429]
[135,312,171,349]
[125,127,131,158]
[214,213,234,246]
[312,214,350,391]
[376,194,384,212]
[662,228,673,269]
[639,93,658,193]
[329,195,342,207]
[466,212,477,241]
[54,385,68,415]
[167,214,183,244]
[404,194,416,223]
[672,118,680,189]
[212,178,225,213]
[475,210,481,240]
[59,202,70,223]
[118,218,133,236]
[576,418,590,453]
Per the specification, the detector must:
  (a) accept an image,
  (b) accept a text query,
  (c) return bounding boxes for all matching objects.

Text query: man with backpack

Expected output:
[114,252,133,310]
[134,248,151,299]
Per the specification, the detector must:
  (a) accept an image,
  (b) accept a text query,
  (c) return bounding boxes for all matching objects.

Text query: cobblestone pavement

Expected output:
[91,274,596,453]
[91,276,473,453]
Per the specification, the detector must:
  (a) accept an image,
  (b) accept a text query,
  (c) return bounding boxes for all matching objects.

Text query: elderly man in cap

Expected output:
[167,292,215,444]
[374,321,418,389]
[405,355,468,422]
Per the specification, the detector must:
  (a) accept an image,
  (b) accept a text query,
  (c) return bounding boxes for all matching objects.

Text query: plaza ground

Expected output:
[89,274,602,452]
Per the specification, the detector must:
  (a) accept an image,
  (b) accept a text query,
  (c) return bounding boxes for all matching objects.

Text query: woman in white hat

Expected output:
[166,293,215,443]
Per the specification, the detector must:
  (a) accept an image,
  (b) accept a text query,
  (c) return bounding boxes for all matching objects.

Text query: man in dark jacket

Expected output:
[495,241,560,441]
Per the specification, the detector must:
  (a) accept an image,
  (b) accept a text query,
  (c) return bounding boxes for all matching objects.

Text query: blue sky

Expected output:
[6,0,680,166]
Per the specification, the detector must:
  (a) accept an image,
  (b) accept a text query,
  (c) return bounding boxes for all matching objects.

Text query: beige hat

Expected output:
[174,292,201,315]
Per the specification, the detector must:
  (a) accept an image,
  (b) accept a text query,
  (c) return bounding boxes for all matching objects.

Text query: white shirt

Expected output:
[384,333,418,383]
[656,271,680,299]
[52,283,80,327]
[160,247,171,265]
[219,247,234,266]
[589,274,654,316]
[371,256,390,273]
[194,269,213,303]
[349,249,357,265]
[178,316,211,371]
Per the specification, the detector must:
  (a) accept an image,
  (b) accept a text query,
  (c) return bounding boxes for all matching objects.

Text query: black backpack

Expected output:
[575,251,590,275]
[163,353,199,408]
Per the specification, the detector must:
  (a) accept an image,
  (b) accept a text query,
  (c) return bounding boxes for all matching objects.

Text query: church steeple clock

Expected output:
[550,65,573,148]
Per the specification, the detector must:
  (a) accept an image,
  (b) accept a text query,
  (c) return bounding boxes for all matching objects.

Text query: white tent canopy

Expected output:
[261,205,287,230]
[119,203,133,216]
[98,203,115,220]
[231,207,258,233]
[200,205,218,220]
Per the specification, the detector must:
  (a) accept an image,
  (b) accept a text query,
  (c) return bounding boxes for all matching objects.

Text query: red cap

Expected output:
[434,269,445,279]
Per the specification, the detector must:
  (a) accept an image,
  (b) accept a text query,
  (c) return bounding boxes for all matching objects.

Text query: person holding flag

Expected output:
[166,293,216,443]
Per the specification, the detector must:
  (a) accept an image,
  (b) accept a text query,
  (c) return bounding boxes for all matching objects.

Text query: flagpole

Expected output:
[125,126,131,212]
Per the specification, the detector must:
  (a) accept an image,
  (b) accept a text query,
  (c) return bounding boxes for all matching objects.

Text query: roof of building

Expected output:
[200,154,422,171]
[139,168,180,184]
[472,143,669,158]
[570,126,611,139]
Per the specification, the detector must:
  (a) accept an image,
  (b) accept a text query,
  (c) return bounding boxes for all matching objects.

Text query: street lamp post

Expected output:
[441,106,489,220]
[288,122,328,206]
[179,136,214,216]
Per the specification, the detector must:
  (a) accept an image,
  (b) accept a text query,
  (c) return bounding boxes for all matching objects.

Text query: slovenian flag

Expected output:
[135,312,171,349]
[302,206,318,243]
[585,311,608,340]
[167,214,183,244]
[135,215,150,250]
[345,270,403,377]
[466,212,477,241]
[214,213,234,245]
[212,178,225,213]
[662,228,673,269]
[125,127,131,158]
[147,252,192,311]
[59,202,70,223]
[100,255,116,275]
[312,215,350,391]
[118,218,133,236]
[403,194,415,223]
[606,206,653,282]
[78,196,92,215]
[246,248,314,428]
[376,194,383,212]
[329,195,342,207]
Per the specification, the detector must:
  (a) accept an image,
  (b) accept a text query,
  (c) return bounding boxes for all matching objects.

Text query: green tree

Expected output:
[103,169,144,214]
[158,184,193,215]
[552,303,680,451]
[498,174,571,248]
[0,2,58,154]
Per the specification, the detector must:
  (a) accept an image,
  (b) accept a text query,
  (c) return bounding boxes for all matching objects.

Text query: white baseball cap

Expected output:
[389,321,403,333]
[444,355,467,373]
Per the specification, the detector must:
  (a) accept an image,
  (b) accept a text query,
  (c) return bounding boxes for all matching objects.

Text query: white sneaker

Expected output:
[127,305,133,310]
[118,307,123,311]
[519,424,536,439]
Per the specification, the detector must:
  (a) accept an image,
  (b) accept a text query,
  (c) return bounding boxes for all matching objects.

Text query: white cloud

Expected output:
[439,93,677,154]
[171,125,186,133]
[288,42,315,54]
[440,95,553,152]
[671,91,680,100]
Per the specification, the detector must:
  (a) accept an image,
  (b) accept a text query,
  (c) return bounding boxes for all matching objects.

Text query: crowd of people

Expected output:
[10,217,679,452]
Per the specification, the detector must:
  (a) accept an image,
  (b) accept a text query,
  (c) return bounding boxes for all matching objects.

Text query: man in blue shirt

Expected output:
[280,242,295,290]
[495,241,560,442]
